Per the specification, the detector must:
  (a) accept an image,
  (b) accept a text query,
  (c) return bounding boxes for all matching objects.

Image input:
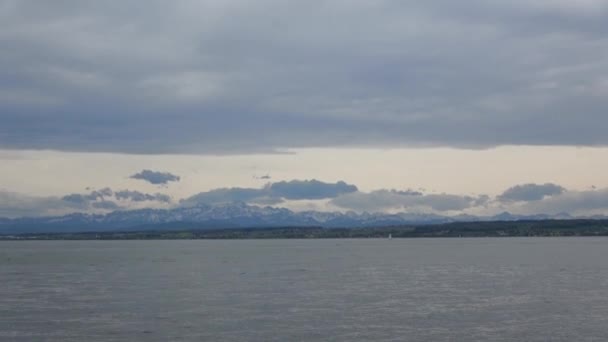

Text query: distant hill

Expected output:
[5,220,608,240]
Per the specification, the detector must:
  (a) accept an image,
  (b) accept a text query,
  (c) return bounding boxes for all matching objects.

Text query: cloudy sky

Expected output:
[1,0,608,218]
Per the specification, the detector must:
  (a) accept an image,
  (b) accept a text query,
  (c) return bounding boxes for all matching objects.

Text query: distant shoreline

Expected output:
[2,220,608,240]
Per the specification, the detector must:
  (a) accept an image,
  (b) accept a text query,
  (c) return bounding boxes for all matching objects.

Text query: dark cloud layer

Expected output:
[130,170,180,185]
[1,1,608,153]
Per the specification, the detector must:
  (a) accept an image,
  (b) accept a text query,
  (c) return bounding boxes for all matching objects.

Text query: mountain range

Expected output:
[0,202,600,235]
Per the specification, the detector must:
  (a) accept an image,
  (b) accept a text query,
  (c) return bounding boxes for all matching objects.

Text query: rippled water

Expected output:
[2,238,608,341]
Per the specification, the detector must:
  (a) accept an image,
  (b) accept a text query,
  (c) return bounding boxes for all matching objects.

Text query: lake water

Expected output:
[2,238,608,341]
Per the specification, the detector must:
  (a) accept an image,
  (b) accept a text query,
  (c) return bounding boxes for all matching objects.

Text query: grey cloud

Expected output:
[180,179,358,206]
[0,191,118,218]
[551,189,608,213]
[498,183,566,202]
[0,191,80,218]
[61,194,93,206]
[330,190,484,213]
[130,170,180,185]
[114,190,171,203]
[474,194,491,207]
[1,1,608,153]
[392,189,424,196]
[180,188,281,207]
[62,187,113,205]
[91,201,121,210]
[61,187,173,212]
[0,186,174,218]
[509,188,608,216]
[269,180,358,200]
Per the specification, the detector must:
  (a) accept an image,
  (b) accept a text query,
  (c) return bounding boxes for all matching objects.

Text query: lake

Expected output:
[2,238,608,341]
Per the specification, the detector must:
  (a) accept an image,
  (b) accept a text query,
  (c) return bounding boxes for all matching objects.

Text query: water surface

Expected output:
[2,238,608,341]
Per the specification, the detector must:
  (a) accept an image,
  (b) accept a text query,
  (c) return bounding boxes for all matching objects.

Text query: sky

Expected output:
[1,0,608,218]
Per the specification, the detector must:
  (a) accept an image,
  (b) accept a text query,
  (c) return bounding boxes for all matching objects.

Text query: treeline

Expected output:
[3,219,608,240]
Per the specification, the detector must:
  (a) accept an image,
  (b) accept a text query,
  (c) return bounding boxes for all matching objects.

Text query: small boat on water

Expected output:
[388,233,392,240]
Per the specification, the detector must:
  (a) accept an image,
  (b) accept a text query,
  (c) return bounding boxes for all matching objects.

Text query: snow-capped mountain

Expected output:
[0,202,594,234]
